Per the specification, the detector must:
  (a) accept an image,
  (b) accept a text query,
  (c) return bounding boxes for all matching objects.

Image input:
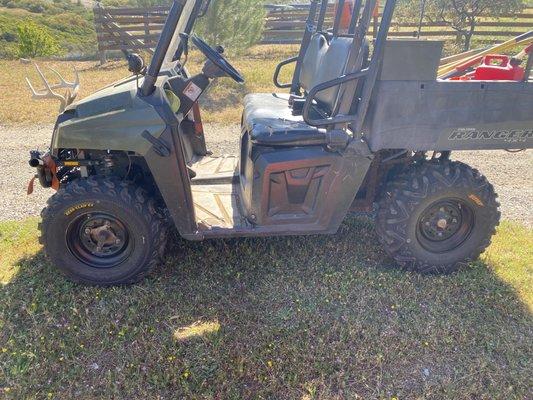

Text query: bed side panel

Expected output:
[364,81,533,151]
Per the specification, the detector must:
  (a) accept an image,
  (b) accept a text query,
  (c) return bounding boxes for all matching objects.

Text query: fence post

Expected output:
[94,2,107,65]
[144,12,150,47]
[372,0,379,38]
[99,49,107,65]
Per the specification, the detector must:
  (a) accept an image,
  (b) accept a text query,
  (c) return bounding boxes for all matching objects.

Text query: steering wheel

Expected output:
[191,35,244,83]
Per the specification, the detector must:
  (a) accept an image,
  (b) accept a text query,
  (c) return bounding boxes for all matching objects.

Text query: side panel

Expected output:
[364,80,533,151]
[144,124,198,236]
[138,93,198,237]
[239,132,373,234]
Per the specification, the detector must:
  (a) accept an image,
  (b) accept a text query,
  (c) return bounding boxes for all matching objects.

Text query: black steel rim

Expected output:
[417,199,474,253]
[66,212,133,268]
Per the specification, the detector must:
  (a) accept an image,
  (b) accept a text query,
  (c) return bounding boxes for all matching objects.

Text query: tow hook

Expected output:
[27,150,59,194]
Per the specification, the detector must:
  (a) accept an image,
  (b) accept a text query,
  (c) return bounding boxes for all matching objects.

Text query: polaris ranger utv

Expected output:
[28,0,533,285]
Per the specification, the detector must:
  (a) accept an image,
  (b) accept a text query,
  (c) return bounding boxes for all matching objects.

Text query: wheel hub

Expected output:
[67,212,132,268]
[84,221,121,253]
[417,199,474,253]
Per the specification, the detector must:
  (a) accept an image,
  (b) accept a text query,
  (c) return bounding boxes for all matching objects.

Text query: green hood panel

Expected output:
[72,77,141,118]
[53,78,168,156]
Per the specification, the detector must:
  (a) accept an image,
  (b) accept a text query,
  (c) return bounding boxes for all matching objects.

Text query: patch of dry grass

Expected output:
[0,45,299,125]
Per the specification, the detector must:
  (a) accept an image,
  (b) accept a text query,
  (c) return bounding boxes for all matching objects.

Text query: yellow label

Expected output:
[63,161,80,166]
[164,89,181,113]
[64,202,94,216]
[468,194,484,207]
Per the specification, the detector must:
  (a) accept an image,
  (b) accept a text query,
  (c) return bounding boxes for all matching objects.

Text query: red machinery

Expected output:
[447,44,532,81]
[335,0,379,33]
[474,55,524,80]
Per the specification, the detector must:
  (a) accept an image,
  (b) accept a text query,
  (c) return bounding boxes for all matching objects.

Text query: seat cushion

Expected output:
[242,93,326,146]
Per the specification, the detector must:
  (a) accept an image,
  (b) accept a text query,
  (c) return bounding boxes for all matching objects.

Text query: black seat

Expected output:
[242,34,354,147]
[242,93,326,146]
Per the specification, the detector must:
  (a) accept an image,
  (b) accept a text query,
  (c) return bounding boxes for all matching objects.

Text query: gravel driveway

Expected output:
[1,123,531,226]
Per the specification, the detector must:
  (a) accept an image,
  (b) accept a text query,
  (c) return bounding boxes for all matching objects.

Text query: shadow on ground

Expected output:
[1,217,531,399]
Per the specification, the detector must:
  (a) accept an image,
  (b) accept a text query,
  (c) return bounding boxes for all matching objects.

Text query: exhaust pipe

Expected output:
[28,150,52,188]
[29,157,43,167]
[29,150,43,167]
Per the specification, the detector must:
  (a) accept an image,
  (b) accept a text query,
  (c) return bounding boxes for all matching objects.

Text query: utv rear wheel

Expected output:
[40,177,167,285]
[376,161,500,274]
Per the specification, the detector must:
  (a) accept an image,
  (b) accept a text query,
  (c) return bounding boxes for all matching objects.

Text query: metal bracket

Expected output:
[142,130,171,157]
[306,23,317,33]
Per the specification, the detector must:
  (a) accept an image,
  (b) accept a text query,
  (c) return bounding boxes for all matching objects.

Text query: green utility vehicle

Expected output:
[27,0,532,285]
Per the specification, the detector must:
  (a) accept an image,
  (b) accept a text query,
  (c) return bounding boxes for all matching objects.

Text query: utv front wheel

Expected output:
[376,161,500,274]
[40,177,167,285]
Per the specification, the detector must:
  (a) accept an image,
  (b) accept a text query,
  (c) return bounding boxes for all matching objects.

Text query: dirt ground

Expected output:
[1,123,531,226]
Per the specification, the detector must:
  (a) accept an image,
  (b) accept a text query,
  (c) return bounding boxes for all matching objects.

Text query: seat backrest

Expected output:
[299,33,353,112]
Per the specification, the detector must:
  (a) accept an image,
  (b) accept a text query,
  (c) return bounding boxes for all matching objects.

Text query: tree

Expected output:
[17,21,60,58]
[194,0,265,53]
[397,0,525,51]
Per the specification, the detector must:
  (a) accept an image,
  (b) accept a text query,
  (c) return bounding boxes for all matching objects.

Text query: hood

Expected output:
[67,76,144,119]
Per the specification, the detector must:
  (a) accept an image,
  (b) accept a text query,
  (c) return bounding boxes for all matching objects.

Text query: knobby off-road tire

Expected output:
[376,160,500,274]
[40,176,167,285]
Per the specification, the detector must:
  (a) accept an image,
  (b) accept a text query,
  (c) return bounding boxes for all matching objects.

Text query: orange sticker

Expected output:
[468,194,484,207]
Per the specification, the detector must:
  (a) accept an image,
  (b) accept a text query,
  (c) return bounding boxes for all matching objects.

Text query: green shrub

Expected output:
[0,31,16,41]
[43,13,94,35]
[41,13,97,54]
[99,0,132,7]
[3,0,47,13]
[0,10,97,59]
[129,0,171,7]
[1,0,86,15]
[194,0,265,53]
[0,41,19,58]
[16,21,61,57]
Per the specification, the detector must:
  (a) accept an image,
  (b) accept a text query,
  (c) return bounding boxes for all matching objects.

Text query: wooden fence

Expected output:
[93,3,533,61]
[263,5,533,44]
[94,4,169,63]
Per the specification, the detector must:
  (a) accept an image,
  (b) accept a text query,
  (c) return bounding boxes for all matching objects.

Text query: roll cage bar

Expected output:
[142,0,397,138]
[140,0,206,96]
[274,0,397,135]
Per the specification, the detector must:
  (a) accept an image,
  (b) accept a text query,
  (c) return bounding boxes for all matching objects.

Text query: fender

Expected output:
[52,80,198,237]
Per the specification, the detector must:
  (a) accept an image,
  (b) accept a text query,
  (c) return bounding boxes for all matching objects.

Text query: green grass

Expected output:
[0,217,531,398]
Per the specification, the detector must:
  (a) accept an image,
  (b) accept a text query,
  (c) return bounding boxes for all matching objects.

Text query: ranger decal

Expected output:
[448,128,533,143]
